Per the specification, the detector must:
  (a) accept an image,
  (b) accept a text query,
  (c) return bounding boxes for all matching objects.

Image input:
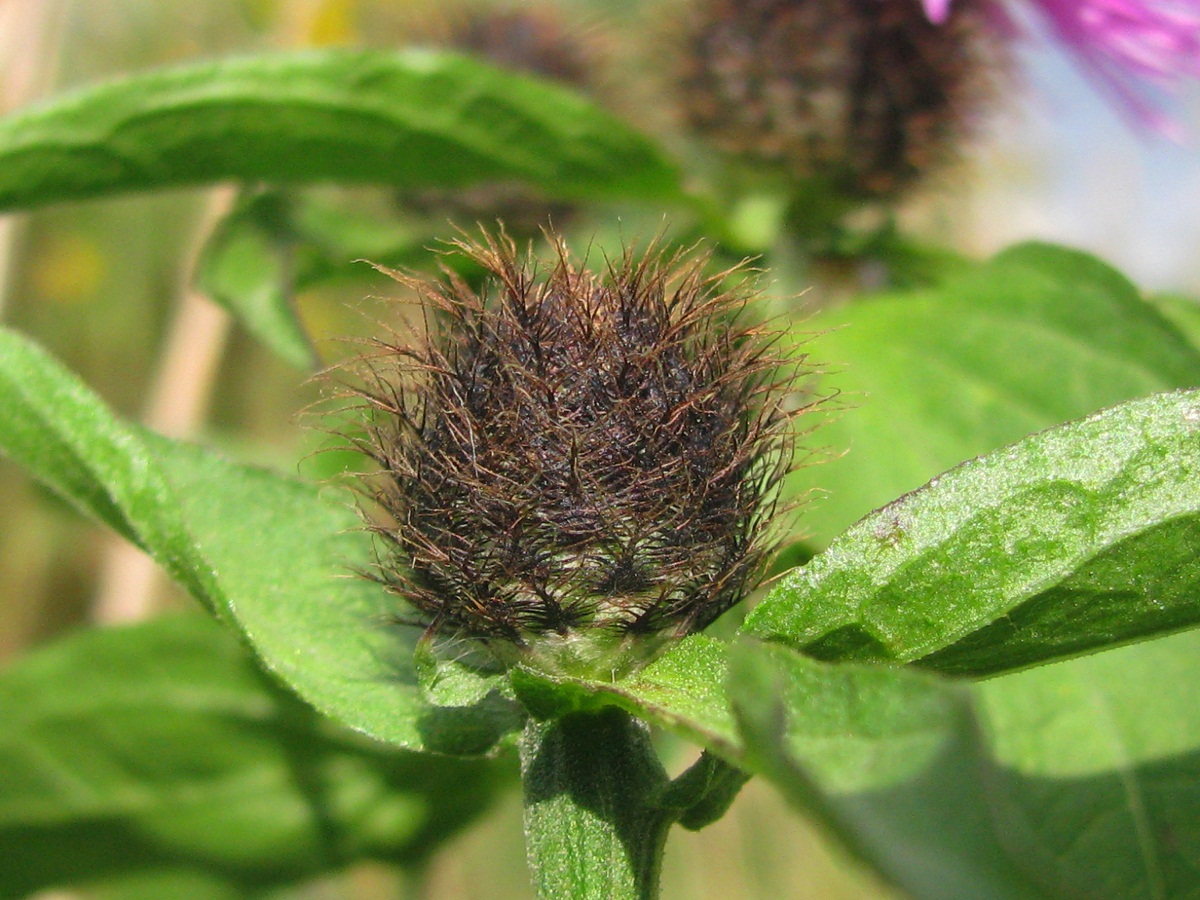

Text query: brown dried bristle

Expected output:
[675,0,1001,199]
[348,231,806,676]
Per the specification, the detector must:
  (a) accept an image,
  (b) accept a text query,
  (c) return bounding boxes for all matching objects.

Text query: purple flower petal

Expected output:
[1034,0,1200,135]
[922,0,955,23]
[919,0,1200,136]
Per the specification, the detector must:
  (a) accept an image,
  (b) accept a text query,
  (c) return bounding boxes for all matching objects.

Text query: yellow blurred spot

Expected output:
[30,232,107,304]
[305,0,359,46]
[296,288,336,337]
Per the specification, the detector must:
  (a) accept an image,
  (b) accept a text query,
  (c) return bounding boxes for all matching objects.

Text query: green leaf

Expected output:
[673,630,1200,900]
[0,327,520,754]
[0,615,506,899]
[87,869,246,900]
[977,629,1200,899]
[508,636,757,832]
[748,389,1200,676]
[1150,293,1200,354]
[0,49,681,212]
[509,635,740,756]
[195,191,317,370]
[510,630,1200,900]
[0,329,223,612]
[287,193,428,268]
[728,640,1052,900]
[140,433,525,756]
[657,751,750,832]
[138,432,423,751]
[410,643,527,755]
[789,243,1200,547]
[194,189,453,369]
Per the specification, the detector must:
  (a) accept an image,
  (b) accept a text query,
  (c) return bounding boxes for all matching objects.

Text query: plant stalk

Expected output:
[0,0,65,321]
[519,707,674,900]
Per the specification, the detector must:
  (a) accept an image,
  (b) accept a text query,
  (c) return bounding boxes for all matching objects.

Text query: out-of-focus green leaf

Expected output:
[1151,292,1200,353]
[195,191,317,370]
[0,49,682,211]
[731,631,1200,900]
[729,640,1051,900]
[977,628,1200,899]
[194,189,454,370]
[0,615,507,899]
[747,390,1200,675]
[789,243,1200,547]
[0,327,520,755]
[86,869,245,900]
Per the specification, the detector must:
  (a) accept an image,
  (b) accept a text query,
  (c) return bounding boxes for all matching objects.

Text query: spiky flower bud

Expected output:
[674,0,1002,200]
[349,232,803,677]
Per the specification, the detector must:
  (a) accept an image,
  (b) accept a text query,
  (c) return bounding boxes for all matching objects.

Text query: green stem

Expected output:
[396,863,429,900]
[519,707,674,900]
[660,751,751,831]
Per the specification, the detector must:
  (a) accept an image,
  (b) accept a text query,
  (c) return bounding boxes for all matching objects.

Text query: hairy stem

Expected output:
[520,708,674,900]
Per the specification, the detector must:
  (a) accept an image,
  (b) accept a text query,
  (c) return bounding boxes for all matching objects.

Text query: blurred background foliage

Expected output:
[0,0,1196,898]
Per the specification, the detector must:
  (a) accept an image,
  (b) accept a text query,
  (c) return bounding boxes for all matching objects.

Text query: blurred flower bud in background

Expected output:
[673,0,1005,204]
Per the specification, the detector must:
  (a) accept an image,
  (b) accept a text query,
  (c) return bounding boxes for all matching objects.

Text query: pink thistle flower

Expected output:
[922,0,1200,135]
[924,0,956,23]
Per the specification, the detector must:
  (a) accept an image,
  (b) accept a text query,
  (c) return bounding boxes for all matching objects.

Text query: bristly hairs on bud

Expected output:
[337,228,817,679]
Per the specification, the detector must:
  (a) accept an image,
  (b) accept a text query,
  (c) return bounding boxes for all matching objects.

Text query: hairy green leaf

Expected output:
[509,636,739,755]
[0,328,519,754]
[138,432,437,753]
[729,641,1052,900]
[0,616,505,899]
[0,49,680,212]
[788,243,1200,546]
[0,329,222,612]
[139,431,525,756]
[748,389,1200,676]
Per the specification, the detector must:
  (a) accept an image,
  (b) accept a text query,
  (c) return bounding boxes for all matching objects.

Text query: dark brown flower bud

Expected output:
[347,231,807,677]
[441,4,597,87]
[674,0,1003,200]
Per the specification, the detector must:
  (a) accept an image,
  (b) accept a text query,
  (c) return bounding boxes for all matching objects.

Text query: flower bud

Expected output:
[348,231,806,677]
[439,4,597,87]
[674,0,1002,200]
